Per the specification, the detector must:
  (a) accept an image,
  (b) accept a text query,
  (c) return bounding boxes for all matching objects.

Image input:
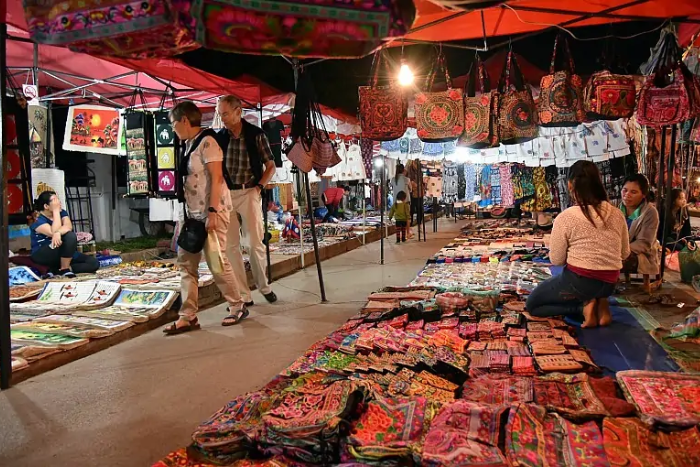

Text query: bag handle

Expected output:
[464,54,490,97]
[549,34,575,74]
[425,51,453,91]
[498,50,526,93]
[369,49,393,87]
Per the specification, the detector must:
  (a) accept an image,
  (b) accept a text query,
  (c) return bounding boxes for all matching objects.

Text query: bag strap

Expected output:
[369,49,393,87]
[550,34,575,74]
[499,51,526,93]
[464,54,490,98]
[177,128,217,209]
[425,51,453,91]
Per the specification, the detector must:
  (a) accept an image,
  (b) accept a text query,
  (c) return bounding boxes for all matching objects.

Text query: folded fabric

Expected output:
[460,374,534,405]
[534,373,612,421]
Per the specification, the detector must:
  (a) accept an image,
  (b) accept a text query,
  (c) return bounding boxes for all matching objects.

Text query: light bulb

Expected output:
[398,62,414,86]
[374,158,384,167]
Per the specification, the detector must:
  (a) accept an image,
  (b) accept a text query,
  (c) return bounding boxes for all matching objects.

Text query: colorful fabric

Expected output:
[499,165,514,206]
[422,401,508,466]
[584,71,637,120]
[637,68,691,127]
[506,404,609,467]
[442,162,458,203]
[460,374,534,405]
[538,36,585,126]
[534,373,610,420]
[359,52,408,140]
[616,370,700,428]
[603,417,700,467]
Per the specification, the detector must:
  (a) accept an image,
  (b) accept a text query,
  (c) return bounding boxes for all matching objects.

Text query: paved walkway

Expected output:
[0,220,462,467]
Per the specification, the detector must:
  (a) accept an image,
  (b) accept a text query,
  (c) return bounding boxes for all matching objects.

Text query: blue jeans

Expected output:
[525,268,615,317]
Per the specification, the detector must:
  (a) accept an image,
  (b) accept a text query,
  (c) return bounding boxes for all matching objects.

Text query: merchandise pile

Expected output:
[155,225,700,466]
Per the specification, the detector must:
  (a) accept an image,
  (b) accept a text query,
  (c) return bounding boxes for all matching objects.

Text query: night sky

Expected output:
[180,21,667,115]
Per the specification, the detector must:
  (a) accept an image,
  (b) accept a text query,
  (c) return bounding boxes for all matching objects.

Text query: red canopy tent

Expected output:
[451,51,546,91]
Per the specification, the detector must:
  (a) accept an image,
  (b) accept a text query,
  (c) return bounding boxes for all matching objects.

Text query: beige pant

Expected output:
[178,210,243,321]
[226,188,272,301]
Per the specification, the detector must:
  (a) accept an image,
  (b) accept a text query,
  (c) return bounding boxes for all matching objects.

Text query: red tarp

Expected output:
[451,51,546,90]
[679,18,700,47]
[407,0,700,43]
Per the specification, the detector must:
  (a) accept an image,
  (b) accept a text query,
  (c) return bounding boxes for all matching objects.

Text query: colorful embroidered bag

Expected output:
[22,0,198,58]
[359,50,408,141]
[187,0,415,58]
[538,35,585,127]
[415,53,465,143]
[498,51,538,144]
[637,34,692,127]
[584,71,637,120]
[458,55,499,149]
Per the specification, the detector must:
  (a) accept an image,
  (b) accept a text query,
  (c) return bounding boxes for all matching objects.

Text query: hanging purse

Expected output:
[415,52,465,143]
[637,34,692,127]
[584,42,636,120]
[458,54,499,149]
[22,0,198,58]
[359,50,408,141]
[538,35,585,127]
[498,51,538,144]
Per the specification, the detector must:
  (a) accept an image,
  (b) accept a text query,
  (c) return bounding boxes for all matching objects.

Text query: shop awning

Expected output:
[405,1,700,44]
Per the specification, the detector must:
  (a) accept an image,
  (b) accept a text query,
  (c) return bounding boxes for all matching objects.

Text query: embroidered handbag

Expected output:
[498,51,538,144]
[359,51,408,141]
[637,34,692,127]
[538,35,585,127]
[585,71,637,120]
[187,0,415,58]
[22,0,198,58]
[415,53,465,143]
[458,55,499,149]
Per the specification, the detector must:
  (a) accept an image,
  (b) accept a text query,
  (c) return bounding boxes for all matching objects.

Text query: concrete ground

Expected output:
[0,220,462,467]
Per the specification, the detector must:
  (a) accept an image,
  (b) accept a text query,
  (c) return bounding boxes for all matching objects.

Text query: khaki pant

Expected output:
[226,188,272,301]
[178,210,243,321]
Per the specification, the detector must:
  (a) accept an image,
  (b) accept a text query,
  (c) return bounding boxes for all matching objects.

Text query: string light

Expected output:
[398,59,414,86]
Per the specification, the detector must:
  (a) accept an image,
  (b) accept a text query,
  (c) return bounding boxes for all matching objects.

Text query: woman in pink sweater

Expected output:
[526,161,630,328]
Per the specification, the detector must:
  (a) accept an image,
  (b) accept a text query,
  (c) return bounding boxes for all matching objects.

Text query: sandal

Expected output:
[163,318,200,336]
[660,294,677,307]
[222,307,249,326]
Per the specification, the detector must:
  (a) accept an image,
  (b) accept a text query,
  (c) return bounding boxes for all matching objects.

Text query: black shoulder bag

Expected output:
[177,129,217,254]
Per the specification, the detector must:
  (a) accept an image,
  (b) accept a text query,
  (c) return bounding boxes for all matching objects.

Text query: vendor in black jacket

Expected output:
[215,95,278,309]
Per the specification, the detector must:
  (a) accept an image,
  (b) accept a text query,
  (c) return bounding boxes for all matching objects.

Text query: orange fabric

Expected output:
[405,1,700,43]
[324,187,345,207]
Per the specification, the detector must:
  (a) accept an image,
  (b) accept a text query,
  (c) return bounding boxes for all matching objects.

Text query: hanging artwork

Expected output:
[124,112,151,196]
[63,105,122,155]
[28,104,49,168]
[153,111,179,197]
[32,168,67,212]
[4,96,33,225]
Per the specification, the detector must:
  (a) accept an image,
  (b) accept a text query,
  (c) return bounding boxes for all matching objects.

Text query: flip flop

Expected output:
[222,307,249,326]
[660,294,678,307]
[163,318,200,336]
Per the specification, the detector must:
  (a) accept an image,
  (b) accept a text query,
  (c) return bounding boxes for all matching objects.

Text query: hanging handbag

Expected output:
[538,35,585,127]
[176,130,217,254]
[458,54,499,149]
[415,53,465,143]
[637,34,692,127]
[187,0,415,58]
[498,51,538,144]
[359,50,408,141]
[584,41,636,120]
[22,0,198,58]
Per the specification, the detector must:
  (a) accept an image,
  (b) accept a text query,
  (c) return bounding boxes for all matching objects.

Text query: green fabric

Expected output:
[621,203,643,221]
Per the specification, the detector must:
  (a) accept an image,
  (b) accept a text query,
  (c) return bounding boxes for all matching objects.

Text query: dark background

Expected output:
[180,21,668,115]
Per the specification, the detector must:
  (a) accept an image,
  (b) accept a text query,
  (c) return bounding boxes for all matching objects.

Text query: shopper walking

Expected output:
[391,163,414,238]
[389,191,411,243]
[164,101,246,335]
[526,161,630,328]
[215,95,278,307]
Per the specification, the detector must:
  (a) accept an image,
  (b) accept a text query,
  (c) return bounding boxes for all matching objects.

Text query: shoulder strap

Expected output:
[177,129,218,205]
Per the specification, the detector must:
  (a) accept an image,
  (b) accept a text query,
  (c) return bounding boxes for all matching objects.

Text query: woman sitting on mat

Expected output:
[620,174,660,292]
[526,161,630,328]
[30,191,99,277]
[660,188,692,251]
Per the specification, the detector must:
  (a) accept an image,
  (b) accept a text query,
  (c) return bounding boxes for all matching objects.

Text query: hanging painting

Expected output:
[153,111,179,197]
[4,96,33,225]
[124,112,151,196]
[62,105,122,155]
[32,168,67,213]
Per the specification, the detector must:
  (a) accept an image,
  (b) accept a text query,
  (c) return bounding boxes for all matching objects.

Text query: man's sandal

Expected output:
[163,318,201,336]
[222,307,249,326]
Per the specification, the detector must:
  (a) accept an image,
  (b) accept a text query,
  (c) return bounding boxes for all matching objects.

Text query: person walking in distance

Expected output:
[164,101,246,334]
[215,95,278,307]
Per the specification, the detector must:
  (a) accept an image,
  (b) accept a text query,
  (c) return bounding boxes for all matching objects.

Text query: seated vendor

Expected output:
[30,191,99,277]
[525,161,630,328]
[659,188,692,251]
[620,174,660,291]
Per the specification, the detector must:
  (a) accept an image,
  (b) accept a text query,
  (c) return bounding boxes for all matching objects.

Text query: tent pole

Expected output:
[659,125,678,282]
[296,170,304,268]
[657,127,667,211]
[362,181,366,245]
[304,173,327,301]
[380,154,385,265]
[0,20,13,390]
[260,104,272,285]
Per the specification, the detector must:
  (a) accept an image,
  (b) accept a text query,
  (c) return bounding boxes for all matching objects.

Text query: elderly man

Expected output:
[215,96,278,317]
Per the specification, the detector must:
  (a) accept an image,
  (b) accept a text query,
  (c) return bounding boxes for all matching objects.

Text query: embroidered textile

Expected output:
[499,165,514,206]
[616,370,700,428]
[534,373,610,420]
[442,162,458,203]
[460,374,534,405]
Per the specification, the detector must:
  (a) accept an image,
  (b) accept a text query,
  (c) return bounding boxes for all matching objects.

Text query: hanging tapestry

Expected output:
[153,111,179,197]
[28,104,50,168]
[616,370,700,428]
[63,105,122,155]
[124,112,151,196]
[31,168,67,213]
[4,96,33,225]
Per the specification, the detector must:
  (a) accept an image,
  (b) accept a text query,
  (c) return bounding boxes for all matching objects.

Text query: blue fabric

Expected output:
[30,210,68,254]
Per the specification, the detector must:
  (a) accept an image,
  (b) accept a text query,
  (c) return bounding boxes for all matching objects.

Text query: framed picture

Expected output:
[63,104,122,155]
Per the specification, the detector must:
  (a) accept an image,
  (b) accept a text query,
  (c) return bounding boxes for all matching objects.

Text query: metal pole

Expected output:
[433,197,438,233]
[296,171,304,268]
[659,125,678,281]
[1,20,13,389]
[657,127,667,210]
[260,104,272,284]
[380,155,385,265]
[362,181,366,245]
[304,173,327,302]
[422,196,427,241]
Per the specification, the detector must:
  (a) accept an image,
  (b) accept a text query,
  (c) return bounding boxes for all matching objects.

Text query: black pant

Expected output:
[410,197,421,226]
[526,268,615,317]
[31,231,99,274]
[395,221,407,242]
[323,204,341,222]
